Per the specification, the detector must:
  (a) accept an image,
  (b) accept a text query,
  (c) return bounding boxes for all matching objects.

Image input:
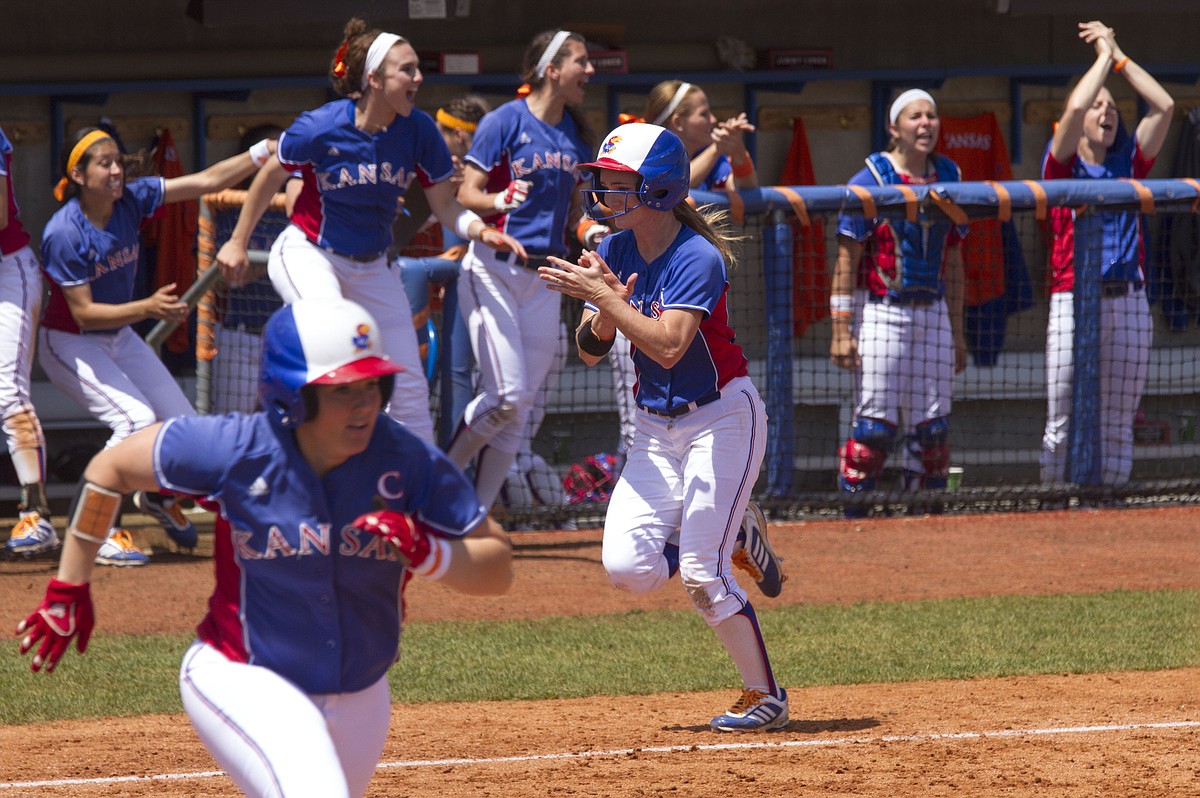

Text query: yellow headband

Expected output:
[54,130,114,201]
[436,108,478,134]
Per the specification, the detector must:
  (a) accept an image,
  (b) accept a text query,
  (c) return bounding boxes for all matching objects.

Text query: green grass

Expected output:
[2,589,1197,725]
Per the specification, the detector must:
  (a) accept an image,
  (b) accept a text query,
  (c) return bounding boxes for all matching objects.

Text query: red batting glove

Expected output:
[15,579,94,673]
[493,179,531,212]
[353,511,431,571]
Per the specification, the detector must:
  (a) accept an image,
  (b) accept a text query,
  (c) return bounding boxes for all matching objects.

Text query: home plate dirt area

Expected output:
[1,506,1197,797]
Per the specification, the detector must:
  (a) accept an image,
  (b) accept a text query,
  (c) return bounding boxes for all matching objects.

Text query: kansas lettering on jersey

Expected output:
[41,177,165,334]
[1042,135,1153,293]
[154,412,486,695]
[0,127,31,256]
[464,99,590,257]
[590,227,747,414]
[279,99,454,257]
[837,153,965,298]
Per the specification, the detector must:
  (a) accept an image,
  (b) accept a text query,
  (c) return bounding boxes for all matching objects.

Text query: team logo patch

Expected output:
[352,323,371,351]
[600,135,621,155]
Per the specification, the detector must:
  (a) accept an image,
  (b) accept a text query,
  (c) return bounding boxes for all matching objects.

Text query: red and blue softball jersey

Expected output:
[837,154,966,299]
[464,99,590,257]
[591,226,747,414]
[153,411,487,695]
[40,177,165,334]
[692,146,733,191]
[0,128,31,256]
[1041,135,1153,293]
[278,98,454,259]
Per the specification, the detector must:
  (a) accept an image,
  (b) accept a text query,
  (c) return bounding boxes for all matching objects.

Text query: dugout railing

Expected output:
[189,179,1200,523]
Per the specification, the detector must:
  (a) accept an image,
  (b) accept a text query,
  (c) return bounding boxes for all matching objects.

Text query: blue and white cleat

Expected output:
[710,688,789,732]
[134,490,198,550]
[95,529,151,567]
[732,501,786,598]
[5,513,60,557]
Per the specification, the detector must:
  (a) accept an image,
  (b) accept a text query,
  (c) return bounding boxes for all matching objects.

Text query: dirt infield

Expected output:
[2,506,1198,796]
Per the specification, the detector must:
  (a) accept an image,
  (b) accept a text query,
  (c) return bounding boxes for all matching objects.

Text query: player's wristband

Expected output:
[248,139,272,168]
[68,481,123,545]
[1112,57,1130,74]
[455,209,483,241]
[830,293,853,319]
[411,537,452,580]
[577,318,616,356]
[732,154,754,179]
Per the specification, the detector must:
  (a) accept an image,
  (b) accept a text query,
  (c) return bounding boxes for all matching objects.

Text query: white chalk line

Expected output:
[2,720,1197,790]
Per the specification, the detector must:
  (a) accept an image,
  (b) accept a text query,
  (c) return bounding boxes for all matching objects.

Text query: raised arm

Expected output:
[1107,27,1176,160]
[1049,21,1114,165]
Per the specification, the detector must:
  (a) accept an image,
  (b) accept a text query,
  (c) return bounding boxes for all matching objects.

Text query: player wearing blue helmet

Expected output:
[15,298,512,798]
[541,122,788,732]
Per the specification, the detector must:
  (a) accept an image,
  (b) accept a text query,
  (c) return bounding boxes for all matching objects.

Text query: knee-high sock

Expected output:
[712,604,777,695]
[473,445,519,511]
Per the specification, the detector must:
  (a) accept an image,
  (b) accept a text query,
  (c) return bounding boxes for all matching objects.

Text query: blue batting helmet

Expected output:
[578,122,689,221]
[259,298,402,428]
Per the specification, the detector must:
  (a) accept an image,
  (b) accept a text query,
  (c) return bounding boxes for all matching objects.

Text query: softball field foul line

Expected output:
[2,720,1197,790]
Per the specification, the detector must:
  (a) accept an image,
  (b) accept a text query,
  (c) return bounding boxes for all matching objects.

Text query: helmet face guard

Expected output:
[577,123,689,223]
[260,299,403,428]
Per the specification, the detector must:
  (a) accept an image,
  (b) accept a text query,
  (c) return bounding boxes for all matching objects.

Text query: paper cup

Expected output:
[947,466,964,491]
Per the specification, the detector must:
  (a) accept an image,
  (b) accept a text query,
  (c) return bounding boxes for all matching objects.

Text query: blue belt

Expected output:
[639,391,720,419]
[495,250,552,270]
[867,292,939,307]
[1101,280,1143,297]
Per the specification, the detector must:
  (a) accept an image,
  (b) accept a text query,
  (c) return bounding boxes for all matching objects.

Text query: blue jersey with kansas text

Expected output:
[153,412,486,695]
[279,99,454,258]
[40,177,165,334]
[464,99,589,257]
[590,226,747,414]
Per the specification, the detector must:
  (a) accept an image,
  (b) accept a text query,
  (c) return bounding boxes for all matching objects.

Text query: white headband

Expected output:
[362,33,402,91]
[653,82,693,126]
[889,89,936,126]
[535,30,573,79]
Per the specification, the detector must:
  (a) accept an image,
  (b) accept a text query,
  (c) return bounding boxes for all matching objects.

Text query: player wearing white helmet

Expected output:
[15,298,512,798]
[542,122,788,732]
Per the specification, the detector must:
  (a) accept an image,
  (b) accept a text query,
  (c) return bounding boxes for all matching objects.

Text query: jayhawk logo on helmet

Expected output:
[599,135,621,155]
[352,323,371,352]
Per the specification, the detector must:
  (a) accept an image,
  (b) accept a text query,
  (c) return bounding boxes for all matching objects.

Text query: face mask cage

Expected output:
[581,174,646,222]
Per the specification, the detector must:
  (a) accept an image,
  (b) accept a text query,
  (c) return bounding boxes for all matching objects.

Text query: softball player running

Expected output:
[39,128,270,563]
[215,17,524,445]
[444,29,596,511]
[830,89,968,516]
[1040,21,1174,487]
[542,123,787,732]
[16,299,512,798]
[644,80,759,191]
[0,126,58,557]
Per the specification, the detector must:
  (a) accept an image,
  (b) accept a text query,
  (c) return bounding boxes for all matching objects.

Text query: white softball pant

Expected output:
[38,326,195,447]
[855,297,953,428]
[0,245,46,481]
[602,376,766,627]
[268,225,433,443]
[456,243,562,454]
[180,640,391,798]
[1040,288,1151,486]
[606,330,637,462]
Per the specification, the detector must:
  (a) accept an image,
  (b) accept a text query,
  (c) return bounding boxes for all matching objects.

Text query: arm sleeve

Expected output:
[410,446,487,539]
[415,112,455,187]
[154,416,239,496]
[277,115,319,170]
